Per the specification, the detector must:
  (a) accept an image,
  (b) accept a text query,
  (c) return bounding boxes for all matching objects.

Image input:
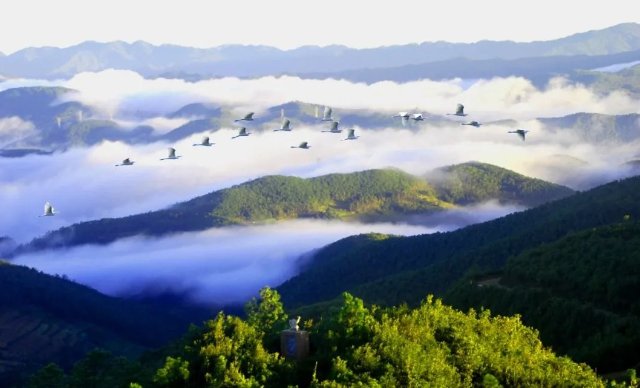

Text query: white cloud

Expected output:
[12,220,438,305]
[0,116,37,148]
[3,71,638,121]
[66,72,640,120]
[1,120,638,244]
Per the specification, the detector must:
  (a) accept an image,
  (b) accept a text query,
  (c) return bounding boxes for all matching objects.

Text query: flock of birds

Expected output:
[395,103,529,140]
[39,103,529,217]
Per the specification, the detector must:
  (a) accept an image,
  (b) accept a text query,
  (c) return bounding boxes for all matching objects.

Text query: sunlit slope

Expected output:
[16,166,571,253]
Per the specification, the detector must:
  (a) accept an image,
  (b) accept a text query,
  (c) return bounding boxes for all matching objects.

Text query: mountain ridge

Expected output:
[11,165,572,255]
[1,23,639,79]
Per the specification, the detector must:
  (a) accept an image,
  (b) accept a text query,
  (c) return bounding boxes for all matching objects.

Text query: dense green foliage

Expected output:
[278,175,640,309]
[432,161,574,206]
[32,290,605,387]
[0,262,206,385]
[19,169,443,252]
[18,166,571,254]
[212,169,445,222]
[277,175,640,373]
[446,221,640,371]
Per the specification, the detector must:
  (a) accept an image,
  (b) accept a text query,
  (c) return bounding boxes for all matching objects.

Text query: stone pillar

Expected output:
[280,329,310,360]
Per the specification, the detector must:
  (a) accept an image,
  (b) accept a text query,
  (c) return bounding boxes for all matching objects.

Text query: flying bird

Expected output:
[274,118,292,131]
[291,141,310,149]
[508,129,529,141]
[461,121,481,127]
[392,112,410,126]
[115,158,135,166]
[344,129,358,140]
[160,147,181,160]
[40,201,56,217]
[393,112,410,119]
[234,112,255,122]
[411,113,426,121]
[448,104,467,117]
[193,136,213,146]
[322,121,342,133]
[321,106,333,121]
[232,127,251,139]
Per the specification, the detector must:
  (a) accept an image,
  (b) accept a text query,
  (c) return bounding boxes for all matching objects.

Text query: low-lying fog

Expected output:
[2,124,638,244]
[2,70,639,306]
[12,209,519,306]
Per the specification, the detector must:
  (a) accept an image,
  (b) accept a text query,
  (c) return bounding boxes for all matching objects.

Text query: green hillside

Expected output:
[431,161,574,206]
[0,262,207,385]
[28,289,603,387]
[277,174,640,371]
[446,221,640,371]
[17,166,571,254]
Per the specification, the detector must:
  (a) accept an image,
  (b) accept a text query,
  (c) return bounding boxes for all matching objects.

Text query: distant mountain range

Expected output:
[300,49,640,86]
[0,23,639,81]
[11,164,572,255]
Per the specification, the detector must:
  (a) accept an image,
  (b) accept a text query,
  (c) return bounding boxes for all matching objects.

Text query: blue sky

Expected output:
[0,0,636,53]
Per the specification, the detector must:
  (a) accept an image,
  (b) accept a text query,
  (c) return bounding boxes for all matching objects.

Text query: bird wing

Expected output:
[203,136,209,144]
[300,142,308,148]
[245,112,254,120]
[44,202,52,214]
[169,147,176,157]
[456,104,464,115]
[123,158,130,164]
[348,129,355,137]
[239,127,247,135]
[282,118,290,129]
[324,107,332,119]
[330,121,338,131]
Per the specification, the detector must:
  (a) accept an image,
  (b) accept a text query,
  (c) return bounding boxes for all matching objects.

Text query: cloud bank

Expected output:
[2,70,638,307]
[13,220,438,306]
[0,116,37,148]
[2,121,639,243]
[1,70,638,121]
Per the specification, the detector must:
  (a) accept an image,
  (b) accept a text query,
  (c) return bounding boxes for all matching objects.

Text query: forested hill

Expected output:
[430,161,574,206]
[15,165,571,254]
[277,174,640,310]
[26,289,604,387]
[446,221,640,371]
[0,262,208,385]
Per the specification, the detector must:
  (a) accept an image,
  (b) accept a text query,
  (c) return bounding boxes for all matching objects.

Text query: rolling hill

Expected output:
[0,261,208,385]
[446,221,640,371]
[430,161,574,206]
[277,173,640,310]
[13,165,572,255]
[276,174,640,371]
